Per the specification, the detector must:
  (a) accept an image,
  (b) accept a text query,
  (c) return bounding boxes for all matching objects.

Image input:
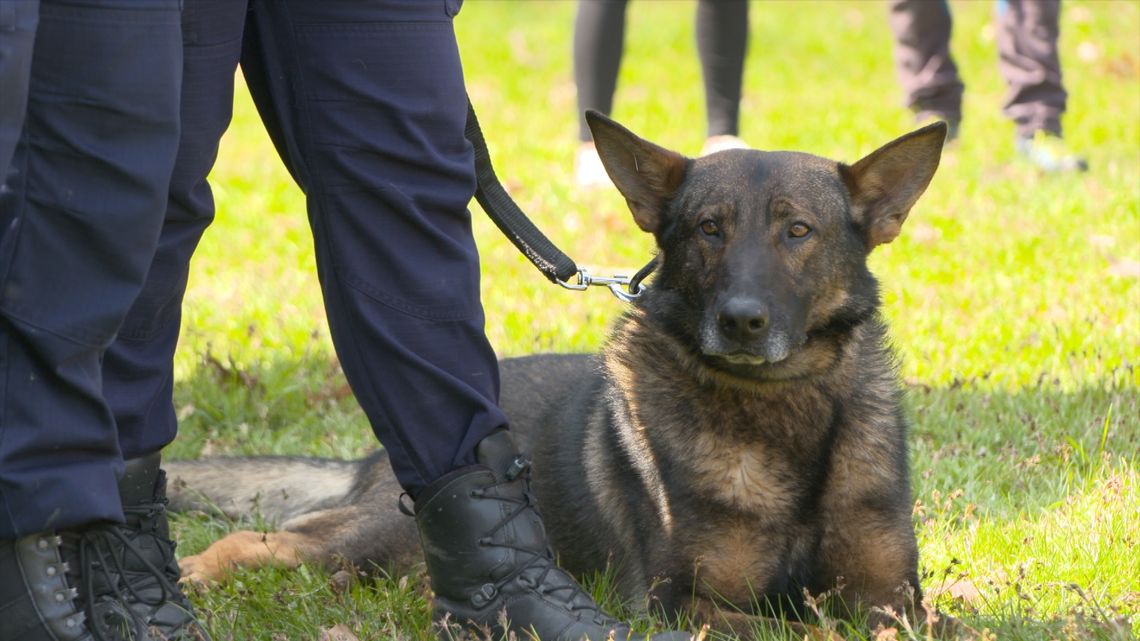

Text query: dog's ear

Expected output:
[586,110,689,234]
[840,122,946,250]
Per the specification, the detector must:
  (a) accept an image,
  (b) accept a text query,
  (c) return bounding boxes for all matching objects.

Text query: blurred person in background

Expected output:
[573,0,750,187]
[889,0,1087,172]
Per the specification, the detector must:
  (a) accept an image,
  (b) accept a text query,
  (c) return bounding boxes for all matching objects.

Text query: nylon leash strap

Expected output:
[464,100,653,301]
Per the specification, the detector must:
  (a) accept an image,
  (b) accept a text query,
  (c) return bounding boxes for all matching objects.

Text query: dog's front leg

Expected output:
[812,455,939,636]
[179,529,312,584]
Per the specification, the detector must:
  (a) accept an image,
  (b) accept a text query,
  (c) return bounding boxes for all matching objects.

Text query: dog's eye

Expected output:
[788,222,812,239]
[699,219,720,236]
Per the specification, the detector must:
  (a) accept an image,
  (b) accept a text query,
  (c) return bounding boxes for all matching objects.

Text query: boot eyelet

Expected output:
[470,582,497,608]
[46,565,58,577]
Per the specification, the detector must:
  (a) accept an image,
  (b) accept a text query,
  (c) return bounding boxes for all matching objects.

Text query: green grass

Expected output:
[166,1,1139,639]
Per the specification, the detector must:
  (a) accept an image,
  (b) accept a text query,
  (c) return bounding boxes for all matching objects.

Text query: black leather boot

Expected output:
[0,453,210,641]
[410,430,690,641]
[0,532,91,640]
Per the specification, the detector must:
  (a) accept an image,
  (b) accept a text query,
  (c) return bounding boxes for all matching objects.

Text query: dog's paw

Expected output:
[177,530,266,585]
[177,551,225,586]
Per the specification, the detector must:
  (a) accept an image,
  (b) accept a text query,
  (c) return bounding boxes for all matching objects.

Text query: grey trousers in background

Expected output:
[889,0,1067,138]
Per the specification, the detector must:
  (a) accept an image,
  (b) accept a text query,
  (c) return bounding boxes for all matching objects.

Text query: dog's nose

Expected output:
[717,298,769,343]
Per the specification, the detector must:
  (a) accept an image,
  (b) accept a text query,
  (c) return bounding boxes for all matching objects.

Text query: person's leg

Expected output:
[0,1,198,639]
[241,0,506,500]
[997,0,1065,137]
[0,0,181,540]
[238,2,685,638]
[695,0,748,149]
[94,5,249,637]
[573,0,628,187]
[0,0,37,177]
[240,0,505,496]
[998,0,1085,171]
[888,0,963,136]
[573,0,628,142]
[105,0,249,461]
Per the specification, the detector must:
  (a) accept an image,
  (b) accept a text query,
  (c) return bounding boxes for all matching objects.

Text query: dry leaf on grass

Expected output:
[873,627,899,640]
[1107,258,1140,278]
[318,624,360,641]
[929,578,983,605]
[328,569,355,596]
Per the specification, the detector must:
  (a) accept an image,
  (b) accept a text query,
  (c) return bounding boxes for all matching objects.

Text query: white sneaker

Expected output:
[700,134,749,157]
[575,142,612,189]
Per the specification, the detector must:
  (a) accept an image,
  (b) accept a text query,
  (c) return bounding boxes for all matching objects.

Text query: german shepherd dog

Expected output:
[167,112,947,637]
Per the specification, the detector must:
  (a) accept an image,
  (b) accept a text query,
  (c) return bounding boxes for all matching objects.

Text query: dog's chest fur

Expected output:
[672,406,831,604]
[599,314,867,605]
[608,325,841,516]
[688,428,813,513]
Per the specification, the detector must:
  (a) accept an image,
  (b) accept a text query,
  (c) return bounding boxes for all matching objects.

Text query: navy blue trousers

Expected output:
[105,0,506,501]
[0,0,183,538]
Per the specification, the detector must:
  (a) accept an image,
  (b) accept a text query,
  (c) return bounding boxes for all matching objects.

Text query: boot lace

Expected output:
[474,459,620,627]
[63,504,186,641]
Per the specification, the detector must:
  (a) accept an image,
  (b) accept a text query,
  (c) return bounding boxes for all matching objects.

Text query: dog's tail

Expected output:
[165,456,364,525]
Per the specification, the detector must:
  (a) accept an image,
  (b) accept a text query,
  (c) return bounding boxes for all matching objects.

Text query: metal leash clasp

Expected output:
[557,268,645,302]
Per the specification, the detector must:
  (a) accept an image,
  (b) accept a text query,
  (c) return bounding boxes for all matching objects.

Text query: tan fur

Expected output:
[688,436,796,512]
[690,524,782,607]
[180,530,310,584]
[605,348,677,536]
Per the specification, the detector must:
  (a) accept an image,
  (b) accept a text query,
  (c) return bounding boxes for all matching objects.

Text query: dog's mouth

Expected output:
[696,325,817,382]
[701,328,798,365]
[701,338,828,383]
[701,350,793,383]
[713,351,771,366]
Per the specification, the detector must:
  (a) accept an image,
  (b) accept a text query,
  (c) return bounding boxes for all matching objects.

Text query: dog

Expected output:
[167,111,947,638]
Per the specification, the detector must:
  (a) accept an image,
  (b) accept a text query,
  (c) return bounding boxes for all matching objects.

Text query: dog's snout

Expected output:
[717,298,769,342]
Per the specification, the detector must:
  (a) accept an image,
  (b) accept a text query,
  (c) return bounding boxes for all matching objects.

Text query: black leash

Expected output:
[465,100,654,302]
